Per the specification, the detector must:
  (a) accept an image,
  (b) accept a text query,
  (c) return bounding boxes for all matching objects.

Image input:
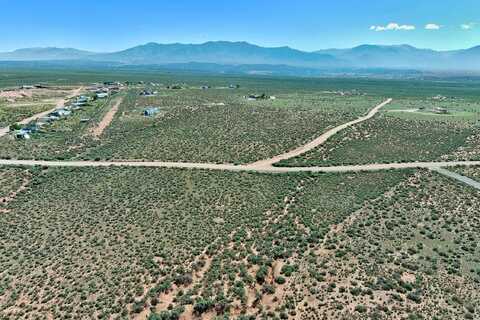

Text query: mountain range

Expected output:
[1,41,479,72]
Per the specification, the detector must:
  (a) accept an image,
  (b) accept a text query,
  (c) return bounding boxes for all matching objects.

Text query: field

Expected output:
[0,75,384,164]
[2,166,479,319]
[0,166,410,319]
[277,113,474,167]
[81,89,379,164]
[1,68,480,320]
[277,95,480,167]
[291,170,480,319]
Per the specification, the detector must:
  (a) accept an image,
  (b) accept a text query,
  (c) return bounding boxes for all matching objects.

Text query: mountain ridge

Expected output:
[0,41,479,71]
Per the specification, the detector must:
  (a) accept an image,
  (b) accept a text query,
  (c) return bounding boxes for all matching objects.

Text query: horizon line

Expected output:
[1,40,477,54]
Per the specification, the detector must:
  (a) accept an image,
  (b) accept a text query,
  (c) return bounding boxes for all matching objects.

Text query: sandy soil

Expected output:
[0,90,32,100]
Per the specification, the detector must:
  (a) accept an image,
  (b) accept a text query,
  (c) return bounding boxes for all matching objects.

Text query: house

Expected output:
[36,120,48,127]
[96,87,109,93]
[73,101,86,107]
[143,107,160,117]
[96,92,109,99]
[14,129,30,140]
[24,123,40,133]
[139,90,157,97]
[433,107,448,114]
[76,96,89,103]
[87,87,99,92]
[50,108,71,118]
[246,94,268,101]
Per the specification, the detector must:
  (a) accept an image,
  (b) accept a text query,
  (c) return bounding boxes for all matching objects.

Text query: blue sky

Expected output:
[0,0,478,52]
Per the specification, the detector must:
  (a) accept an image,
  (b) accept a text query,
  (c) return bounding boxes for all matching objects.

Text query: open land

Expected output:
[0,69,479,319]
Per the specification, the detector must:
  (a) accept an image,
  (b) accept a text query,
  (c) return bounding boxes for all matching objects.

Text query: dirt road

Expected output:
[0,159,479,173]
[0,87,83,138]
[431,167,480,190]
[246,98,392,169]
[1,96,479,176]
[91,96,124,138]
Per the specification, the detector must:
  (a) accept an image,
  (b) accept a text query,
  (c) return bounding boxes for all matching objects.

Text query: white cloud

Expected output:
[370,23,416,32]
[425,23,441,30]
[461,22,476,30]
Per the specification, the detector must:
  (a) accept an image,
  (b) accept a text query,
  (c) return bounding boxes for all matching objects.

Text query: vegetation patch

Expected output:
[277,114,473,167]
[291,170,480,318]
[81,89,379,164]
[0,167,409,319]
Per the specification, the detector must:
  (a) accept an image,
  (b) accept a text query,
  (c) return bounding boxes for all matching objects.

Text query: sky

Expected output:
[0,0,479,52]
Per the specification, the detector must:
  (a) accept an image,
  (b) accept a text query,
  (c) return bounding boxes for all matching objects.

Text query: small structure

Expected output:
[76,96,89,103]
[73,101,87,107]
[96,92,109,99]
[433,107,448,114]
[24,123,40,133]
[139,90,157,97]
[36,120,48,127]
[432,95,447,101]
[50,108,71,118]
[246,94,269,101]
[229,84,240,89]
[14,129,30,140]
[201,85,210,90]
[143,107,160,117]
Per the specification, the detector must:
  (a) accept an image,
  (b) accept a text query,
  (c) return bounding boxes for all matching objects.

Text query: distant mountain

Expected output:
[0,47,95,61]
[316,44,480,70]
[0,41,480,72]
[316,44,452,69]
[94,41,341,67]
[450,45,480,70]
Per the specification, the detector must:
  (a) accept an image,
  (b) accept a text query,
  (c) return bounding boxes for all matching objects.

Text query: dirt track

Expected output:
[246,98,392,169]
[91,96,123,138]
[1,97,479,178]
[0,159,479,173]
[431,167,480,190]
